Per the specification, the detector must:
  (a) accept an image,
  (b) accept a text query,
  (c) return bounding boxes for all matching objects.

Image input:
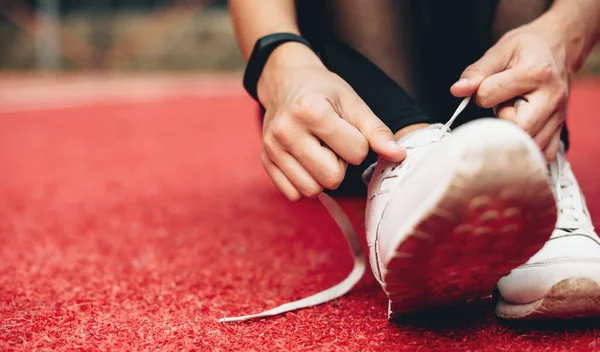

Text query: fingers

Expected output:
[285,93,371,165]
[451,44,509,97]
[262,87,407,201]
[475,63,553,108]
[543,128,562,162]
[286,135,348,191]
[308,104,370,166]
[496,95,566,163]
[502,91,556,137]
[261,150,301,201]
[263,95,351,198]
[338,93,406,162]
[450,77,484,98]
[494,99,518,121]
[533,111,564,149]
[263,141,325,198]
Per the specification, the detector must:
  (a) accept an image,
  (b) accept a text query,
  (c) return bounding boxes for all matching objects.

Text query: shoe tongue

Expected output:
[398,124,445,148]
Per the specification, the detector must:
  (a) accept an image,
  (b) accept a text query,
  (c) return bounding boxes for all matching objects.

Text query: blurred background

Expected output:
[0,0,246,73]
[1,1,598,75]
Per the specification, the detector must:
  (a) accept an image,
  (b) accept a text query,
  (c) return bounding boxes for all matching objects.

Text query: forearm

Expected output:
[229,0,323,104]
[229,0,301,59]
[535,0,600,72]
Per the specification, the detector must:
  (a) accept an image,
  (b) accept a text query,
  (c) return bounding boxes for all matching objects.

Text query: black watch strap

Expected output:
[243,33,314,102]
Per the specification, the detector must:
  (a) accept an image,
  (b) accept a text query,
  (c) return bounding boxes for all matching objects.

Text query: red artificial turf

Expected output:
[0,77,599,351]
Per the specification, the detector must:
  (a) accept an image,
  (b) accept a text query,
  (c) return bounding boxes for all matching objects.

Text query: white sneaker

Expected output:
[496,144,600,319]
[365,100,557,320]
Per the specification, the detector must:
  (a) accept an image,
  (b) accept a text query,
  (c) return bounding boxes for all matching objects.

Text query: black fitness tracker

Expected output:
[243,33,314,102]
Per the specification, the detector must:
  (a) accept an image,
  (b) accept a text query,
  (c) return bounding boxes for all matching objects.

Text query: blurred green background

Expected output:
[0,0,245,72]
[0,0,598,74]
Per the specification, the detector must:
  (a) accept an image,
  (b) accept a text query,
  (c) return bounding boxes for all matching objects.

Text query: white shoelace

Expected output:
[440,96,470,138]
[218,192,366,323]
[219,97,471,323]
[551,149,593,233]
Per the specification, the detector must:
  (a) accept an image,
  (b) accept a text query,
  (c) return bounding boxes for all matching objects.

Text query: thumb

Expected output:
[341,93,406,162]
[450,44,507,98]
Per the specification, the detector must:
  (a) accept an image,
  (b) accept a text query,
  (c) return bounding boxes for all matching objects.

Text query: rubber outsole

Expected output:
[496,277,600,320]
[382,128,557,321]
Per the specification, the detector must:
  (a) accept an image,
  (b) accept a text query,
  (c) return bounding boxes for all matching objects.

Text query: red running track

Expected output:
[0,77,599,351]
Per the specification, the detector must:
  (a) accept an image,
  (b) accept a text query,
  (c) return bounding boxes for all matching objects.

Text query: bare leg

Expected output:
[492,0,552,41]
[328,0,422,98]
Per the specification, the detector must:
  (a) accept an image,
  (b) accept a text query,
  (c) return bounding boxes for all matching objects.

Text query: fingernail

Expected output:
[453,78,469,87]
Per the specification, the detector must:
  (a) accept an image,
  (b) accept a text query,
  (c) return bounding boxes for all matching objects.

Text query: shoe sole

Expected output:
[496,277,600,319]
[381,119,557,320]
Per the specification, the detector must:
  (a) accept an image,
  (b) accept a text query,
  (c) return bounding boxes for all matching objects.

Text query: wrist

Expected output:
[257,42,324,105]
[532,1,595,73]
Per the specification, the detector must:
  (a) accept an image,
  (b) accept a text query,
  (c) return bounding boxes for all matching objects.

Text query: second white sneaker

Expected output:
[496,144,600,319]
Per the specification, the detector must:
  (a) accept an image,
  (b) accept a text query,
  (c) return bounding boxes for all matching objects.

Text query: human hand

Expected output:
[258,43,406,201]
[451,22,574,162]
